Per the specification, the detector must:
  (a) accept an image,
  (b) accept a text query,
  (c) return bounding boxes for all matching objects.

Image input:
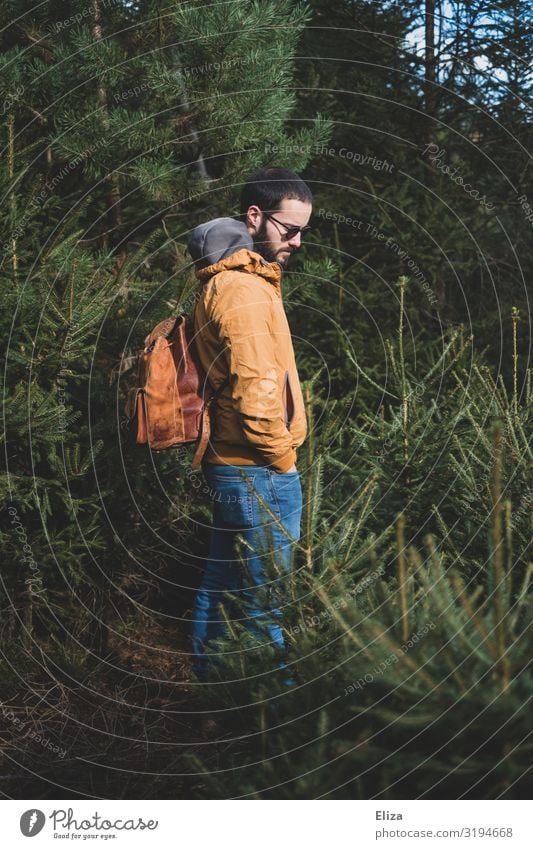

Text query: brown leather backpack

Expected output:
[124,314,226,470]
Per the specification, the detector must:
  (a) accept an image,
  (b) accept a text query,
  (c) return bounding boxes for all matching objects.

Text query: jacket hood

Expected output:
[187,217,253,269]
[195,247,283,289]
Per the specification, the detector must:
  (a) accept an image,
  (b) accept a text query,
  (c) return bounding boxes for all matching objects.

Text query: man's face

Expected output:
[245,197,313,266]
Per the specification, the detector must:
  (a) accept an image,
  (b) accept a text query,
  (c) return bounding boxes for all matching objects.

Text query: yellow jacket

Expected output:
[193,248,307,472]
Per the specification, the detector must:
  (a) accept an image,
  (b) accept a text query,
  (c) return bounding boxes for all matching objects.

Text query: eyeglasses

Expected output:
[262,211,312,241]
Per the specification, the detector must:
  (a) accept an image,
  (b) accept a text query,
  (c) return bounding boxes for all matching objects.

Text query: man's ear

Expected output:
[245,204,262,236]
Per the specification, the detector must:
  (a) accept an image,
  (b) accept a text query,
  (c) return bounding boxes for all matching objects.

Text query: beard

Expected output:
[252,221,285,266]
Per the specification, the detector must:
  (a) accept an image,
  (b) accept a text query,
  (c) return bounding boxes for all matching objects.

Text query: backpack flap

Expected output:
[141,316,205,450]
[124,313,220,458]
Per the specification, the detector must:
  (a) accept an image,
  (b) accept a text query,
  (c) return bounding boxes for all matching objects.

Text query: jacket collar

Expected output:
[195,248,283,289]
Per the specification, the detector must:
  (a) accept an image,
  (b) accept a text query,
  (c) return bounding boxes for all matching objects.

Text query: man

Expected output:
[188,167,313,684]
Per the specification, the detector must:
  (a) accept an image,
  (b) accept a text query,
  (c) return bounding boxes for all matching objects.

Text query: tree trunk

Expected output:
[90,0,126,284]
[425,0,437,122]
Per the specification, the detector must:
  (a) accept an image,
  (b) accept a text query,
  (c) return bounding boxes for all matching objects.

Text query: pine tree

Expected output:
[289,0,531,365]
[1,0,530,800]
[186,292,531,799]
[0,0,329,794]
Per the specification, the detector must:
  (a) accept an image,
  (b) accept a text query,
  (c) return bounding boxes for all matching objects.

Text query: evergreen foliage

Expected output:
[185,291,531,799]
[0,0,530,799]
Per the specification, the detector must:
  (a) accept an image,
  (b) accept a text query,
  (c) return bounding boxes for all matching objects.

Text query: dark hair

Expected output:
[239,167,312,219]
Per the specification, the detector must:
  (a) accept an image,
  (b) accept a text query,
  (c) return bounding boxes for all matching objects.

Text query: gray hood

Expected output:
[187,217,253,270]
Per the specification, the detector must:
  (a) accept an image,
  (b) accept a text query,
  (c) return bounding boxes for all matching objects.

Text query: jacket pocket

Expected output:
[283,370,295,430]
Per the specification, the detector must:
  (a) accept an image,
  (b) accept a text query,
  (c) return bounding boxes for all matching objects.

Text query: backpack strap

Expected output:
[190,377,229,471]
[191,406,212,471]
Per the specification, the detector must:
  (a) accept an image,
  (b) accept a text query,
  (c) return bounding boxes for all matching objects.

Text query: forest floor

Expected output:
[1,618,225,799]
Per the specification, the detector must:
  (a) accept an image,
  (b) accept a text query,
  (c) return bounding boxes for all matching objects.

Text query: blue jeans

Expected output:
[191,462,303,682]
